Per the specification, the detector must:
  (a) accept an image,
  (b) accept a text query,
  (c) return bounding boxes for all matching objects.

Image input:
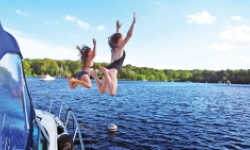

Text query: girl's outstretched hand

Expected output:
[76,45,81,51]
[93,38,96,45]
[133,12,136,24]
[116,20,122,29]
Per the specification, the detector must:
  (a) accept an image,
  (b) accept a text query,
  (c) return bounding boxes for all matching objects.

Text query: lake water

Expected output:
[26,77,250,150]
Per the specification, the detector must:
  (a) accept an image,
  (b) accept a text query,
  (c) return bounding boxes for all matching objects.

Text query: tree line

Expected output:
[23,58,250,84]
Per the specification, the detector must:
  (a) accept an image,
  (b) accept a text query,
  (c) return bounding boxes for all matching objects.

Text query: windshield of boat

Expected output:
[0,53,34,149]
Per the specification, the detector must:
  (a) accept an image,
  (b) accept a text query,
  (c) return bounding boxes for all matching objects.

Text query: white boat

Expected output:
[0,22,84,150]
[40,74,56,81]
[142,79,148,82]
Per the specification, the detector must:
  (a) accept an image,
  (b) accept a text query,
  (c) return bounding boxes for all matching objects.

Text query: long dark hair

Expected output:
[79,45,91,68]
[108,33,122,50]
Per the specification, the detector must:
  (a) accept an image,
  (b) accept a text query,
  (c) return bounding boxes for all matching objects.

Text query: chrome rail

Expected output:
[48,98,85,150]
[65,111,84,147]
[32,80,85,150]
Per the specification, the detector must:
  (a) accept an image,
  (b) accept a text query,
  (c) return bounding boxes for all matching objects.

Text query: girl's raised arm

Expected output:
[116,20,122,33]
[76,45,81,51]
[120,13,136,48]
[90,38,96,60]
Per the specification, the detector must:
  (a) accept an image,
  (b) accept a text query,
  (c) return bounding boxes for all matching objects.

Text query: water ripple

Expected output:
[26,78,250,149]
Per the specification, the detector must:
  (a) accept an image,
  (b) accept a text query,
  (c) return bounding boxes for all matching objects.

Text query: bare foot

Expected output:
[66,72,72,79]
[70,78,76,83]
[98,66,108,76]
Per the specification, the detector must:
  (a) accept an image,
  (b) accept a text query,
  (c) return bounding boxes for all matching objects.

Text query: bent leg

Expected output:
[71,75,92,89]
[108,69,118,96]
[66,72,77,89]
[70,80,79,89]
[91,70,103,91]
[99,66,117,96]
[80,74,92,89]
[92,69,108,94]
[99,76,109,94]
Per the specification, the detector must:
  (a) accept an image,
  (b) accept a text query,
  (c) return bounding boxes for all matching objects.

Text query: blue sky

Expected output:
[1,0,250,70]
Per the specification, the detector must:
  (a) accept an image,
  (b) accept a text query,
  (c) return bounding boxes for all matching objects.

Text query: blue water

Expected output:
[26,77,250,150]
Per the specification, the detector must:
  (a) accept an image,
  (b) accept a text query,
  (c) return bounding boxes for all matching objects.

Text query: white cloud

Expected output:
[6,29,78,60]
[238,54,250,62]
[97,25,105,31]
[231,16,242,21]
[208,24,250,50]
[219,25,250,43]
[207,42,230,51]
[187,11,216,24]
[15,10,28,16]
[6,28,28,37]
[63,15,90,30]
[77,20,90,30]
[63,15,76,21]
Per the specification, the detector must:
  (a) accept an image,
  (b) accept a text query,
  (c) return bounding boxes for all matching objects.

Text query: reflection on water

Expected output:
[27,77,250,149]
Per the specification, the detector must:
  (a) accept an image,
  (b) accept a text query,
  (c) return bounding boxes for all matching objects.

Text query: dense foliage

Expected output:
[23,58,250,84]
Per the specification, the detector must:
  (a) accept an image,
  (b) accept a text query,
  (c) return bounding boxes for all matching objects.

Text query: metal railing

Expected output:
[48,98,85,150]
[32,80,85,150]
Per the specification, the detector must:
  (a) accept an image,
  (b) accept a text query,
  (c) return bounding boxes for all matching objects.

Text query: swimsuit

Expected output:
[106,51,126,71]
[77,63,94,79]
[76,70,90,80]
[83,64,94,69]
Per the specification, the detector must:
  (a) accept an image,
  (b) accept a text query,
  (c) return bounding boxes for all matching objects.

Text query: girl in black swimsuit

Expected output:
[66,38,96,89]
[92,13,136,96]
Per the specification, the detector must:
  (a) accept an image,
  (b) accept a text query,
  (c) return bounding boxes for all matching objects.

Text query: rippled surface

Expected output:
[26,77,250,150]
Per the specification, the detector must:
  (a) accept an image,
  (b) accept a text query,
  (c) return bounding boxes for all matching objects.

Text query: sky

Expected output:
[1,0,250,70]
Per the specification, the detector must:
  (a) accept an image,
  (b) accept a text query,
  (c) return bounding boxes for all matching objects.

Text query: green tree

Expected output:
[21,58,250,84]
[180,70,192,81]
